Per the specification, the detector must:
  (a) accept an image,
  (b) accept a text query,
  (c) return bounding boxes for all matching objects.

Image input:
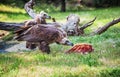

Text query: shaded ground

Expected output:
[0,40,30,52]
[0,30,31,52]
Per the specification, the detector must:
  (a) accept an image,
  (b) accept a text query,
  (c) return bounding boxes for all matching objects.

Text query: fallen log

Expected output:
[0,22,24,31]
[24,0,36,19]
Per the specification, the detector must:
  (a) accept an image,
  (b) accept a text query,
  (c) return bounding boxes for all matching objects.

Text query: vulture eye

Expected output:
[74,23,76,24]
[44,14,47,16]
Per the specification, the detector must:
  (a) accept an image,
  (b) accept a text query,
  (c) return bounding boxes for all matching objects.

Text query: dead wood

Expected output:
[77,17,96,35]
[92,17,120,35]
[79,17,96,30]
[24,0,36,19]
[0,22,24,31]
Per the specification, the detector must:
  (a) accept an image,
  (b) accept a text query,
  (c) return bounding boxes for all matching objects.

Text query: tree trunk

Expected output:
[0,22,24,31]
[61,0,66,12]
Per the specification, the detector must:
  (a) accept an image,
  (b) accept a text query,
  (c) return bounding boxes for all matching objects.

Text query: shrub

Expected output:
[94,0,120,7]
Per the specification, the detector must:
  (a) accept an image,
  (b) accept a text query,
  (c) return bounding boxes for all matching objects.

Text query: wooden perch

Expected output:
[0,22,24,31]
[93,17,120,35]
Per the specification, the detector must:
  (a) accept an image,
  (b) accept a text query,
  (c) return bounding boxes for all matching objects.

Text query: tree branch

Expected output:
[24,0,36,19]
[93,17,120,35]
[79,17,96,30]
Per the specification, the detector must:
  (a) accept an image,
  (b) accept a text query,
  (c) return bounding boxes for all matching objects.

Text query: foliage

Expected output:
[0,0,27,8]
[0,0,60,8]
[94,0,120,7]
[0,0,120,13]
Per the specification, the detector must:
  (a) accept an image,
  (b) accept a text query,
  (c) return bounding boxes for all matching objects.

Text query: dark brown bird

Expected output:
[14,24,73,54]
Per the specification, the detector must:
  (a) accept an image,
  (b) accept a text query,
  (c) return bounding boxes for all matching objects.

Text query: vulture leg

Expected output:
[38,41,50,54]
[26,41,37,49]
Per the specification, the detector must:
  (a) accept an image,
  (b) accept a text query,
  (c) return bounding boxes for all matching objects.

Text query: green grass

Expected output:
[0,4,120,77]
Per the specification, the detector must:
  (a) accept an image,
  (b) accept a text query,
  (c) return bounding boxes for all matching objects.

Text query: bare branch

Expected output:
[79,17,96,30]
[24,0,36,19]
[93,17,120,35]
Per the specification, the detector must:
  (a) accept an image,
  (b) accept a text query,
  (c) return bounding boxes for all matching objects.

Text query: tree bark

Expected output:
[0,22,24,31]
[77,17,96,35]
[24,0,36,19]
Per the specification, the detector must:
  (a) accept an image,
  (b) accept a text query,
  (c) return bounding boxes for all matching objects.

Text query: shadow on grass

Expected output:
[0,41,32,53]
[0,41,18,53]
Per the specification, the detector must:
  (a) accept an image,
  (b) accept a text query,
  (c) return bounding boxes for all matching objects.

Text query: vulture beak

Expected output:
[46,16,51,19]
[65,41,74,46]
